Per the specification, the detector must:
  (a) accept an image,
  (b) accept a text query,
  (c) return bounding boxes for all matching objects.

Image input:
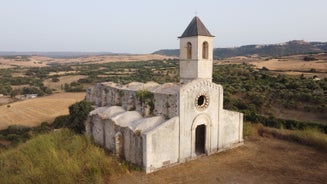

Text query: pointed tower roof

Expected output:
[179,16,214,38]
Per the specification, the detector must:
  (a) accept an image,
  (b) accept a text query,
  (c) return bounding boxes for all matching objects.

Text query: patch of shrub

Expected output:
[136,90,154,103]
[292,128,327,152]
[51,77,60,82]
[51,115,70,129]
[0,125,32,145]
[0,129,126,183]
[5,125,31,135]
[243,122,253,138]
[32,122,51,134]
[64,82,85,92]
[245,113,327,134]
[67,100,93,134]
[258,126,327,152]
[303,56,318,61]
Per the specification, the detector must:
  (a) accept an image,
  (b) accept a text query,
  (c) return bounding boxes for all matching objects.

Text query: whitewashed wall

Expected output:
[143,117,179,173]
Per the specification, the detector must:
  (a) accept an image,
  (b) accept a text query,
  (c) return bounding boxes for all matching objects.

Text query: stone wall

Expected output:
[86,83,178,119]
[85,105,181,170]
[85,110,144,166]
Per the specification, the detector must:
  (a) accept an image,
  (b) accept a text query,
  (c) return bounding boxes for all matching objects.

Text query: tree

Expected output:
[0,85,12,95]
[51,115,70,129]
[303,56,317,61]
[67,100,93,134]
[51,77,60,82]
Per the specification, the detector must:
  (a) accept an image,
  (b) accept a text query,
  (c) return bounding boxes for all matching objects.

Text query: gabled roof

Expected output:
[179,16,214,38]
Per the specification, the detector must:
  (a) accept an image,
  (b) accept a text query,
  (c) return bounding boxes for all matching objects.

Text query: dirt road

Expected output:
[111,137,327,184]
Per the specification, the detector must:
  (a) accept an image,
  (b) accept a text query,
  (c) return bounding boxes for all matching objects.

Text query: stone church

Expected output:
[85,16,243,173]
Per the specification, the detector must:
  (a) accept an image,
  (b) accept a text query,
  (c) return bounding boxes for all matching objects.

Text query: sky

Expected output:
[0,0,327,54]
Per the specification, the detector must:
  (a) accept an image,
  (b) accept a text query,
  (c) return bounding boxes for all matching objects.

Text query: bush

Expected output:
[51,115,70,129]
[0,125,32,145]
[303,56,318,61]
[292,129,327,152]
[51,77,60,82]
[258,126,327,152]
[0,85,12,95]
[243,122,253,138]
[67,100,93,134]
[136,90,154,103]
[32,122,51,134]
[245,113,327,133]
[64,82,85,92]
[5,125,31,135]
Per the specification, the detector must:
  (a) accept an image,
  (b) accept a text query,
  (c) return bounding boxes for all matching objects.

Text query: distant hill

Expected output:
[0,52,116,58]
[152,49,180,57]
[153,40,327,58]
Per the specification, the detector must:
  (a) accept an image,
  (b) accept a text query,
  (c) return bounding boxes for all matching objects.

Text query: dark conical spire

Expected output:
[179,16,214,38]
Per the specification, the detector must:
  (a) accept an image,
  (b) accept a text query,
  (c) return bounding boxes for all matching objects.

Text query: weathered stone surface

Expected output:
[86,82,179,119]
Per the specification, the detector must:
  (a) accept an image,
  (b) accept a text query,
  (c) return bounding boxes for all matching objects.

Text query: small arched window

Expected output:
[202,41,208,59]
[186,42,192,59]
[115,132,123,158]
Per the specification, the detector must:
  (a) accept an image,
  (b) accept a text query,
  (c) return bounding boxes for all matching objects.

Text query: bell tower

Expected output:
[179,16,214,83]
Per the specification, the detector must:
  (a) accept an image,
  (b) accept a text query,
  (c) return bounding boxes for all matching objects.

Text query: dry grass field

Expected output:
[253,54,327,78]
[0,57,47,68]
[251,55,327,75]
[111,134,327,184]
[216,53,327,78]
[0,93,85,130]
[0,54,176,68]
[43,75,88,92]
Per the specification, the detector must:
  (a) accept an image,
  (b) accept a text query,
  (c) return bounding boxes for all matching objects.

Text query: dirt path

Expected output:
[111,137,327,184]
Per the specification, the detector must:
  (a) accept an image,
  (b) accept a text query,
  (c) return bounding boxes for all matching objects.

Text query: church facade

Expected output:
[85,17,243,173]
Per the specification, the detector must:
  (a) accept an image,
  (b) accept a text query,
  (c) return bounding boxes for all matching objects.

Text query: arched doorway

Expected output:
[195,124,206,155]
[191,114,211,157]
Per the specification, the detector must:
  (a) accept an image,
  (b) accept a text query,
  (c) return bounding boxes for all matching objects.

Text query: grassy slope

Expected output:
[0,129,125,184]
[0,93,85,130]
[256,123,327,152]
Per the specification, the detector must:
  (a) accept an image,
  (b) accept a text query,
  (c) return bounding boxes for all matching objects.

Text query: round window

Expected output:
[195,93,209,110]
[197,95,206,106]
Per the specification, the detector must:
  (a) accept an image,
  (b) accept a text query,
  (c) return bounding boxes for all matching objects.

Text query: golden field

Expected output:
[216,53,327,78]
[0,93,85,130]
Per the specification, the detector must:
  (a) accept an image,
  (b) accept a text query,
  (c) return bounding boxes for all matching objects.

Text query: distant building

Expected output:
[313,76,321,81]
[85,17,244,173]
[24,94,38,99]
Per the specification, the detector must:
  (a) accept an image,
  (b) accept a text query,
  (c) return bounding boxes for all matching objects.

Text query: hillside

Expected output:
[0,129,125,183]
[1,123,326,183]
[153,40,327,58]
